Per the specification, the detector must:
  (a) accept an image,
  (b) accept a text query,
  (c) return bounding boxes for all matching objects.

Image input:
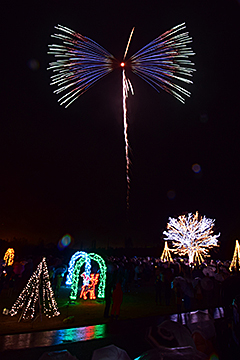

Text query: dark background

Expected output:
[1,0,240,258]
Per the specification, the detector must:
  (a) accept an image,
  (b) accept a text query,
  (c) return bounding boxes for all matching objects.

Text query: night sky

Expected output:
[1,0,240,256]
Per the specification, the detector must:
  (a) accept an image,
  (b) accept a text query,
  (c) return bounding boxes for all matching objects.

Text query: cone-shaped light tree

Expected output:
[161,241,173,262]
[9,257,60,320]
[229,240,240,272]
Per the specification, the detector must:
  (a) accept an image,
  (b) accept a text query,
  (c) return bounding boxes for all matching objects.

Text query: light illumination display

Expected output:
[163,211,220,264]
[88,253,107,299]
[193,251,204,265]
[9,257,60,320]
[161,241,173,262]
[3,248,15,266]
[229,240,240,272]
[80,273,99,300]
[68,252,107,301]
[66,251,91,285]
[48,23,195,208]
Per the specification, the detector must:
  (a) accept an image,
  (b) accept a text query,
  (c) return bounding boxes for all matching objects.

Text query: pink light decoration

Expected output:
[80,273,100,300]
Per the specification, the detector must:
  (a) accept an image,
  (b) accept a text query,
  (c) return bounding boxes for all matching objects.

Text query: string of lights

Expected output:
[229,240,240,272]
[9,257,60,320]
[193,251,204,265]
[163,211,220,264]
[69,252,107,301]
[3,248,15,266]
[69,256,88,300]
[160,241,173,262]
[65,251,91,285]
[9,259,42,319]
[88,253,107,299]
[80,273,99,300]
[42,258,60,318]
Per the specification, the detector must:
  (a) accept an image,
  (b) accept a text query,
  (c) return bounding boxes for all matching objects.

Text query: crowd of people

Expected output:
[103,255,240,320]
[1,252,240,358]
[1,252,240,321]
[101,255,240,354]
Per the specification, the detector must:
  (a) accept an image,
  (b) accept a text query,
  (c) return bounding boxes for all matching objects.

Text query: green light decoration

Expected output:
[66,251,90,285]
[70,256,87,300]
[69,252,107,301]
[88,253,107,299]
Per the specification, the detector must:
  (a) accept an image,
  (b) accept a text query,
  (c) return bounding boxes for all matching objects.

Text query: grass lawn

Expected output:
[0,279,177,335]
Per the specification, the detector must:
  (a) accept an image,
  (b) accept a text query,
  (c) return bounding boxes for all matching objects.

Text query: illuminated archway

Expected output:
[69,252,107,301]
[66,251,91,286]
[69,256,91,300]
[3,248,15,266]
[88,253,107,299]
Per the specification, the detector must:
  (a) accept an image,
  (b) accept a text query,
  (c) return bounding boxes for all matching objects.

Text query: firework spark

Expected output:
[123,27,135,61]
[48,24,115,108]
[48,23,195,208]
[129,23,195,103]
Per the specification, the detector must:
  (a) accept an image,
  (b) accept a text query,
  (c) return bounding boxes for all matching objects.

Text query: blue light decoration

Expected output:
[68,252,107,301]
[65,251,91,286]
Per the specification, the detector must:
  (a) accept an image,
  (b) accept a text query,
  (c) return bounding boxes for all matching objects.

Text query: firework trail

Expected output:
[121,28,135,209]
[48,23,195,208]
[122,67,134,208]
[123,27,135,61]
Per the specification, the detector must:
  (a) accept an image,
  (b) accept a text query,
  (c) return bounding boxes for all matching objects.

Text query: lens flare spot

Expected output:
[192,163,201,173]
[167,190,176,200]
[27,59,40,71]
[58,234,72,250]
[209,354,219,360]
[200,114,208,123]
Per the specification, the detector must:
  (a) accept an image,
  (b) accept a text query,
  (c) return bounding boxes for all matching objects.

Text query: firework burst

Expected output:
[48,23,195,208]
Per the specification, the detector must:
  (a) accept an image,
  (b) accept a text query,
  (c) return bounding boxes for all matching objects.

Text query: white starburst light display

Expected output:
[163,211,220,264]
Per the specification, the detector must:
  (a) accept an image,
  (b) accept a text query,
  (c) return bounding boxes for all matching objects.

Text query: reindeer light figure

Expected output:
[80,272,100,300]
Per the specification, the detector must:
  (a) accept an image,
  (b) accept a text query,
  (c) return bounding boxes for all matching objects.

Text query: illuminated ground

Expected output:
[0,279,176,336]
[1,279,238,359]
[1,279,237,359]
